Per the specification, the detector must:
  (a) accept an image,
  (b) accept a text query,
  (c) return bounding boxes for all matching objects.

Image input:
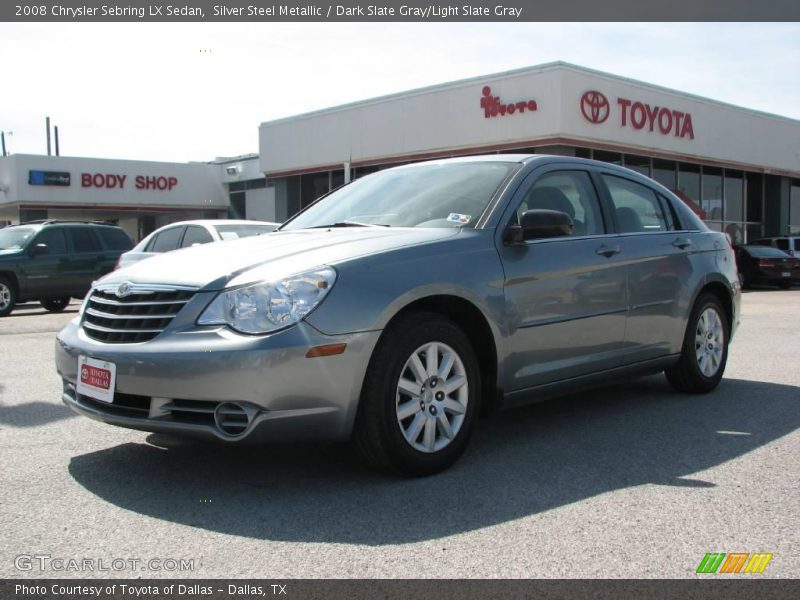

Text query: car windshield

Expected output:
[0,226,37,250]
[213,224,277,241]
[281,161,519,231]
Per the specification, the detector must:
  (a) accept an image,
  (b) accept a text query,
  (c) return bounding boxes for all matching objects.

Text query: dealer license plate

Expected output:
[76,356,116,403]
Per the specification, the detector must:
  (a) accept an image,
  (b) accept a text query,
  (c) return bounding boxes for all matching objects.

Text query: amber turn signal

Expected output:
[305,343,347,358]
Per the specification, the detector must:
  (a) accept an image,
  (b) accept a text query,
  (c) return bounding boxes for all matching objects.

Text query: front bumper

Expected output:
[56,318,381,443]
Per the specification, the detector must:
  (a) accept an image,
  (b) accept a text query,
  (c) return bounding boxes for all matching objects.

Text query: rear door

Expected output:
[497,165,629,392]
[64,226,105,296]
[596,173,694,363]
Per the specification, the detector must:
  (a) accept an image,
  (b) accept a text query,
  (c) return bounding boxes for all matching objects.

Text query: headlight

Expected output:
[197,266,336,334]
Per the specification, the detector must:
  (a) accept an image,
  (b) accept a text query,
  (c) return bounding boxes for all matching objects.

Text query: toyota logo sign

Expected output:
[581,90,610,124]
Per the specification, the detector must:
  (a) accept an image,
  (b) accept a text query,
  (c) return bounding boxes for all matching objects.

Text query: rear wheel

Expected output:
[665,292,729,393]
[778,280,791,290]
[353,312,481,476]
[0,277,16,317]
[41,297,71,312]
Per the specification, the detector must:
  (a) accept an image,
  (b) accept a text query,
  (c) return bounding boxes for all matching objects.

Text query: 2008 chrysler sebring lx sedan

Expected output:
[56,155,740,475]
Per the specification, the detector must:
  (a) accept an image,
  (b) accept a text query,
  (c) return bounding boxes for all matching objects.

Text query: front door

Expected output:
[21,228,70,298]
[497,167,629,392]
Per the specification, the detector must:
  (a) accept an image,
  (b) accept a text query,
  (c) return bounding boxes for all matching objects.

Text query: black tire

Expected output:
[0,276,16,317]
[777,280,791,290]
[353,312,481,477]
[41,297,71,313]
[665,292,729,393]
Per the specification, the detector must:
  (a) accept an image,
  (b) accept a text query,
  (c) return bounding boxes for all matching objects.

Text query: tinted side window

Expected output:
[603,175,668,233]
[34,229,67,254]
[181,226,214,248]
[69,227,101,253]
[96,227,133,251]
[794,239,800,252]
[775,239,789,251]
[149,227,184,253]
[516,170,604,236]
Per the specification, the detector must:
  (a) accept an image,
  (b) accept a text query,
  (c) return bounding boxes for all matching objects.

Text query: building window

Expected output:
[652,159,676,190]
[701,166,723,221]
[593,150,622,165]
[354,165,382,179]
[574,147,592,159]
[724,170,744,222]
[300,172,331,208]
[623,154,651,177]
[229,191,246,218]
[791,180,800,235]
[677,162,701,204]
[20,208,47,223]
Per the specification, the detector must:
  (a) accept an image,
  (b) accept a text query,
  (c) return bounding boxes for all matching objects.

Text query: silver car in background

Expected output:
[55,155,740,475]
[116,219,279,269]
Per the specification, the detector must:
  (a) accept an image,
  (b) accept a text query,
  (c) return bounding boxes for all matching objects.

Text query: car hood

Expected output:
[0,248,22,259]
[100,227,460,290]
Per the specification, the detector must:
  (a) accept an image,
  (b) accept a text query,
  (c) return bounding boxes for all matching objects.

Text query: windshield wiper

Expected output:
[309,220,390,229]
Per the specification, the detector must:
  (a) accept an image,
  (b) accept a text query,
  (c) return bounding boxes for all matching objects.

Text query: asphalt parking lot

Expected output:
[1,290,798,579]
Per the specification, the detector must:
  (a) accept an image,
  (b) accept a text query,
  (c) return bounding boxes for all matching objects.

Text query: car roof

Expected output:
[9,220,121,229]
[154,219,278,227]
[385,154,649,175]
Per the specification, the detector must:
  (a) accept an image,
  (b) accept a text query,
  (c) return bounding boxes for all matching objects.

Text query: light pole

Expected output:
[0,130,11,157]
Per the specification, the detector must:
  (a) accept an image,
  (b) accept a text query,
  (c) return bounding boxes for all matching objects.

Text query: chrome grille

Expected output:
[82,285,196,343]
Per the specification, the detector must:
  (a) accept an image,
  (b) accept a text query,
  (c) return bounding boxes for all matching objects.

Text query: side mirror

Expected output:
[30,243,49,256]
[504,209,574,244]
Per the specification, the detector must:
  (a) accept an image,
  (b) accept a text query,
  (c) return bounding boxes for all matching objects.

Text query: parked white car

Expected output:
[116,219,278,270]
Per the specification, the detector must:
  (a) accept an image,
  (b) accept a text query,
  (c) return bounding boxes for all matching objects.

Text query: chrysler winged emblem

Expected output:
[115,282,132,298]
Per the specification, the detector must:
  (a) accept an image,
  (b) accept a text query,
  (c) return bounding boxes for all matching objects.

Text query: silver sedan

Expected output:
[55,155,740,475]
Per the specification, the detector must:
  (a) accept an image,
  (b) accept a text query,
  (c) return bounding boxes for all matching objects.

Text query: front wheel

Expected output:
[41,297,71,312]
[0,277,16,317]
[353,312,481,476]
[665,292,729,393]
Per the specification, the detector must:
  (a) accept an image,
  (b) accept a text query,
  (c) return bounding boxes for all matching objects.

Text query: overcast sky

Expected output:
[1,22,798,163]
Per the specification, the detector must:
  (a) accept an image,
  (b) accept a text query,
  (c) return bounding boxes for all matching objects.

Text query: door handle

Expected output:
[596,244,622,257]
[672,237,693,250]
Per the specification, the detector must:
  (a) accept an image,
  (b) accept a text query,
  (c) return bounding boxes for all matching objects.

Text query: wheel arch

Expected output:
[694,278,734,334]
[380,294,501,415]
[0,271,20,296]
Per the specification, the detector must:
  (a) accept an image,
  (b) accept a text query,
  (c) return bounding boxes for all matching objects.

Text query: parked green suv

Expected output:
[0,221,134,317]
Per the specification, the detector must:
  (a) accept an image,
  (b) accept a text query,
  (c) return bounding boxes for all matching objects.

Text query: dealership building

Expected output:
[2,62,799,242]
[259,61,800,242]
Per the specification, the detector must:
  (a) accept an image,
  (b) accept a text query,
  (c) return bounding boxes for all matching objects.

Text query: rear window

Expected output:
[742,246,791,258]
[96,227,133,251]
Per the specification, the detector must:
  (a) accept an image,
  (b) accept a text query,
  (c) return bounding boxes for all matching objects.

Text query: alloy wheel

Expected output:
[395,341,469,453]
[0,283,11,311]
[694,307,724,377]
